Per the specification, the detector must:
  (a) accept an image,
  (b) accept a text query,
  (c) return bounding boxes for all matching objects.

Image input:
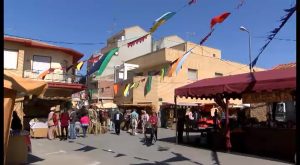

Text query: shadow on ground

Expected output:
[26,154,44,164]
[74,145,97,152]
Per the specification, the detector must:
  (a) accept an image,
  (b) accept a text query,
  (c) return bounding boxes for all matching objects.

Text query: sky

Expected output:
[4,0,296,75]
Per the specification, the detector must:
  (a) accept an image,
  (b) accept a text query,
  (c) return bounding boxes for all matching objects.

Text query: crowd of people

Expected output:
[46,105,159,142]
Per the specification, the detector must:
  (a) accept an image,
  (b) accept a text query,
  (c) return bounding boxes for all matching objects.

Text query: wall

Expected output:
[4,42,25,77]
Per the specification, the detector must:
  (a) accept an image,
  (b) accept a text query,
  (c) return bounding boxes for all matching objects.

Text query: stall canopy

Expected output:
[175,67,296,99]
[4,71,48,163]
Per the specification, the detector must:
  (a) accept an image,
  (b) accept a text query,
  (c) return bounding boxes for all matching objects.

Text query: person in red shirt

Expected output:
[60,109,70,140]
[149,112,158,140]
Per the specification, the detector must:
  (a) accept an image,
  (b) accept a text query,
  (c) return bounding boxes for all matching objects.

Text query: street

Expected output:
[28,128,292,165]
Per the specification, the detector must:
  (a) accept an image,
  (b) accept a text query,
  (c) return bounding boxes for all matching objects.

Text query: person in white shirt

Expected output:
[141,110,149,134]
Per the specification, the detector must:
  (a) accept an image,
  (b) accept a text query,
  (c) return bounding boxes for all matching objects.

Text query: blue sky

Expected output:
[4,0,296,75]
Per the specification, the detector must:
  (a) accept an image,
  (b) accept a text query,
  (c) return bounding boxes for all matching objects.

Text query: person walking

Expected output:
[149,112,158,140]
[60,109,70,140]
[69,108,77,139]
[141,110,149,134]
[47,107,56,140]
[130,109,139,135]
[114,110,123,135]
[80,113,90,138]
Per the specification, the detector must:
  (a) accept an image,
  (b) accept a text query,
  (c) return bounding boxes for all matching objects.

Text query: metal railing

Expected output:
[23,69,85,84]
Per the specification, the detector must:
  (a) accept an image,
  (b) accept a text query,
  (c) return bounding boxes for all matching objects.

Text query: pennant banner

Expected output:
[175,48,194,75]
[167,58,180,77]
[188,0,197,5]
[38,68,55,80]
[150,12,176,33]
[210,12,231,29]
[200,29,215,45]
[97,47,119,76]
[127,34,149,47]
[251,5,296,68]
[123,83,131,97]
[88,54,101,63]
[235,0,245,9]
[113,84,118,95]
[144,76,152,96]
[76,61,84,71]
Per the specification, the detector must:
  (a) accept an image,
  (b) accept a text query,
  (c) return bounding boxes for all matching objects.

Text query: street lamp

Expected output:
[240,26,252,72]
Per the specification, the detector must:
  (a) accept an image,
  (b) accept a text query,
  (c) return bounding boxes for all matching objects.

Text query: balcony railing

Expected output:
[23,70,85,84]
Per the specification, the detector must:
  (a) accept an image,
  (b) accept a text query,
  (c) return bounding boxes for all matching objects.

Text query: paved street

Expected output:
[28,128,293,165]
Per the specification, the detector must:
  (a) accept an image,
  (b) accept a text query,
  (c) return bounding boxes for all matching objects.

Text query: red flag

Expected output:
[38,68,55,80]
[210,12,231,29]
[88,55,101,63]
[113,84,118,95]
[199,29,215,45]
[127,34,149,47]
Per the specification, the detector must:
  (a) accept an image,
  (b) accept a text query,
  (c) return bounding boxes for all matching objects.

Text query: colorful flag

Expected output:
[130,82,140,89]
[113,84,118,95]
[175,48,194,75]
[188,0,197,5]
[200,29,215,45]
[144,76,152,96]
[123,83,131,97]
[38,68,55,80]
[150,12,176,33]
[160,68,165,82]
[97,47,119,76]
[76,61,84,71]
[88,54,101,63]
[127,34,149,47]
[210,12,231,29]
[167,58,180,77]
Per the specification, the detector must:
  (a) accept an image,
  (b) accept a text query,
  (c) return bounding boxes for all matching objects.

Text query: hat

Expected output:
[50,107,56,111]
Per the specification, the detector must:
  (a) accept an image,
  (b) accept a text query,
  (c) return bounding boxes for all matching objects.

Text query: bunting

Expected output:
[130,82,140,89]
[200,29,215,45]
[144,76,152,96]
[235,0,245,9]
[251,5,296,68]
[150,12,176,33]
[88,54,101,63]
[167,58,180,77]
[123,83,131,97]
[175,48,194,75]
[97,47,119,76]
[188,0,197,5]
[76,61,84,71]
[210,12,231,29]
[37,68,55,80]
[127,34,149,47]
[160,68,165,82]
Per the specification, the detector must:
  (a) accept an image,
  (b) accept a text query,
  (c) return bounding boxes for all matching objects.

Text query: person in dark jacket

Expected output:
[11,111,22,130]
[114,110,123,135]
[69,108,77,139]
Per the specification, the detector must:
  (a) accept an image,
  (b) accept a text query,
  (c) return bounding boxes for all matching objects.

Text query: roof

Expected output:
[4,36,84,62]
[175,67,296,99]
[272,62,296,70]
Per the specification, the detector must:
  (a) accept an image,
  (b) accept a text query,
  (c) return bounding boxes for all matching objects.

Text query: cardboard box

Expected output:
[30,128,48,138]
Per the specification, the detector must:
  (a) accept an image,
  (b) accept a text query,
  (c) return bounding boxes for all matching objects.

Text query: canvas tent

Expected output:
[4,71,48,164]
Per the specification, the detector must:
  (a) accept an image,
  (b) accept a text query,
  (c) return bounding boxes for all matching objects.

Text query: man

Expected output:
[149,112,158,140]
[60,108,70,140]
[69,108,77,139]
[130,109,139,135]
[114,109,123,135]
[141,110,149,134]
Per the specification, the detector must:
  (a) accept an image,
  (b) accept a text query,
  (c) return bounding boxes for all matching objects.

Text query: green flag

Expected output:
[144,76,152,96]
[96,47,119,76]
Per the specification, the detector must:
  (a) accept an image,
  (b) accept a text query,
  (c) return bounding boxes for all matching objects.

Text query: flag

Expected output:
[123,83,131,97]
[188,0,197,5]
[66,64,74,72]
[130,82,140,89]
[167,58,180,77]
[97,47,119,76]
[160,68,165,82]
[127,34,149,47]
[175,48,194,75]
[38,68,55,80]
[149,12,176,33]
[140,78,146,82]
[235,0,245,9]
[210,12,231,29]
[144,76,152,96]
[88,54,101,63]
[200,29,215,45]
[113,84,118,95]
[76,61,84,71]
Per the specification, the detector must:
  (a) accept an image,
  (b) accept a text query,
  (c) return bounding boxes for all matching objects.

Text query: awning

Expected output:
[175,67,296,99]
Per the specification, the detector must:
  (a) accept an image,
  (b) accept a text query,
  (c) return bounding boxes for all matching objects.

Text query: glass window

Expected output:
[4,50,18,69]
[32,55,51,74]
[188,68,198,80]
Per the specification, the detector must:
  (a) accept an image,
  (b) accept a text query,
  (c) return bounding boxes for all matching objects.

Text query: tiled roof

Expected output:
[272,62,296,70]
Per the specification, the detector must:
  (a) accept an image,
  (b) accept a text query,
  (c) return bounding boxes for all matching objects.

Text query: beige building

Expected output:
[114,42,265,112]
[4,35,86,129]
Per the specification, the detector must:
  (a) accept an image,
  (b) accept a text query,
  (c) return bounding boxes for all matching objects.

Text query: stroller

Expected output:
[144,122,156,145]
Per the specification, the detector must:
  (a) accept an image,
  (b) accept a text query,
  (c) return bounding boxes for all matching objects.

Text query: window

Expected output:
[4,50,18,69]
[32,55,51,74]
[215,72,223,77]
[188,68,198,80]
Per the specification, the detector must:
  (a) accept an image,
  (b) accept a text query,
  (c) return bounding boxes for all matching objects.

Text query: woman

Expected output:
[80,113,90,138]
[47,107,56,140]
[141,110,149,134]
[60,109,70,140]
[149,112,158,140]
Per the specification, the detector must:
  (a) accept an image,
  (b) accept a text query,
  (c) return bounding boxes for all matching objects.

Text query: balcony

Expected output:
[23,70,84,84]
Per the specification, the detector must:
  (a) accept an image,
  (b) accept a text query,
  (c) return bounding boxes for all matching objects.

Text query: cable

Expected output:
[254,36,295,42]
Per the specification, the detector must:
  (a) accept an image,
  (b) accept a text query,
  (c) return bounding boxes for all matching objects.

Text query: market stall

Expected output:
[4,71,47,164]
[175,67,296,160]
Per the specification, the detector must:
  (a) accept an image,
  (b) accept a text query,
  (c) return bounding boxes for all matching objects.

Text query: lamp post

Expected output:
[240,26,252,72]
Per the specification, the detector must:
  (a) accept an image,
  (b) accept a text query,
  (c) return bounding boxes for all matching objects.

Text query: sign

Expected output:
[242,90,295,103]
